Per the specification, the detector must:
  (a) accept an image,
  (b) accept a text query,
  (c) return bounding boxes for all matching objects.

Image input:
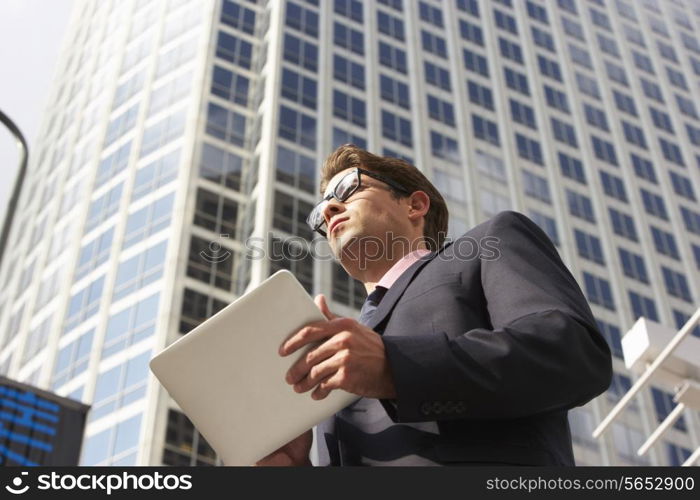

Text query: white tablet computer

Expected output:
[149,270,358,465]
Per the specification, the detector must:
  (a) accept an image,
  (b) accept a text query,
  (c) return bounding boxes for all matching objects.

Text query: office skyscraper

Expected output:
[0,0,699,465]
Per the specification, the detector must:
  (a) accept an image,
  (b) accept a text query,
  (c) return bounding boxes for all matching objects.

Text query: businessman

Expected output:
[258,144,612,466]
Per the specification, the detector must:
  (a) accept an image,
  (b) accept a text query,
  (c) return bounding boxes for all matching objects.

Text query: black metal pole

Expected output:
[0,109,29,267]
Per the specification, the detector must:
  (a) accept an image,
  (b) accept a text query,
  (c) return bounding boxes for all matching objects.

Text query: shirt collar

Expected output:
[376,249,432,290]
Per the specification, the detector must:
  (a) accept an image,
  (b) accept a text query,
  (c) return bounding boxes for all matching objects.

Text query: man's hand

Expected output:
[254,430,312,466]
[280,294,397,401]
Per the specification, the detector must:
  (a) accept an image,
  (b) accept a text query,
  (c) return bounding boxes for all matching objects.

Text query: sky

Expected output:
[0,0,75,223]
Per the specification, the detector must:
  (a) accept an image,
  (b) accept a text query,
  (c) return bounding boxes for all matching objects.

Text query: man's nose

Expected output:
[322,197,345,225]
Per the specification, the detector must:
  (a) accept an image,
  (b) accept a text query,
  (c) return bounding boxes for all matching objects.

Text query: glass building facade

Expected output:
[0,0,699,465]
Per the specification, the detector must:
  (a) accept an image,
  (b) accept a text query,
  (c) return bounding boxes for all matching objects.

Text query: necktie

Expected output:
[358,286,388,326]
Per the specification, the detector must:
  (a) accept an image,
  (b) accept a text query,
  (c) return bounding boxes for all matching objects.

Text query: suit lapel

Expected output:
[366,251,438,332]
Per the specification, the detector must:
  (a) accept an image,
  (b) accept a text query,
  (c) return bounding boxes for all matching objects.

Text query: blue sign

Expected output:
[0,377,89,466]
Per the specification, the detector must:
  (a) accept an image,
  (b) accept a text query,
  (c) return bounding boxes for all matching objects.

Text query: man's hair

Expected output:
[320,144,449,251]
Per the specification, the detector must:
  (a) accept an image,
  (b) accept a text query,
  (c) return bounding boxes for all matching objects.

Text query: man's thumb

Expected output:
[314,294,337,320]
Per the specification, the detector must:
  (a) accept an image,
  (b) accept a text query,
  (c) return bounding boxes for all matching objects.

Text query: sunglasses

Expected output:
[306,168,410,237]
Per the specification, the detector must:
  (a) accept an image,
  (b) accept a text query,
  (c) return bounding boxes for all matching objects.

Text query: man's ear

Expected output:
[407,191,430,221]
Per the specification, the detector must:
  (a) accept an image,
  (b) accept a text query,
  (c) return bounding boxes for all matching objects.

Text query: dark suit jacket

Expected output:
[316,211,613,466]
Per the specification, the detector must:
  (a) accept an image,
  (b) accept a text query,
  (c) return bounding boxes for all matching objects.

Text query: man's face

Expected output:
[322,168,411,266]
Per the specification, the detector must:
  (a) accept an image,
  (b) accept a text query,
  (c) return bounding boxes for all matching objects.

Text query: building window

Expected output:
[279,105,316,150]
[499,38,524,64]
[597,320,623,359]
[631,154,656,184]
[269,237,313,293]
[421,30,447,59]
[576,73,600,99]
[680,207,700,236]
[650,226,679,260]
[113,241,167,301]
[510,99,536,129]
[427,95,455,126]
[559,152,585,184]
[193,188,238,237]
[221,0,255,34]
[105,104,139,147]
[640,189,668,220]
[64,276,105,333]
[459,19,483,45]
[276,145,315,194]
[632,51,654,74]
[659,138,685,166]
[96,141,132,188]
[669,172,696,201]
[333,22,364,55]
[52,329,94,389]
[641,78,664,103]
[418,1,443,27]
[544,85,569,113]
[286,1,319,37]
[504,67,529,95]
[629,291,658,321]
[526,1,548,24]
[529,211,559,245]
[272,191,314,241]
[566,190,595,223]
[377,10,404,41]
[575,230,605,265]
[649,107,674,133]
[206,103,244,147]
[186,235,234,291]
[199,144,241,192]
[569,44,592,69]
[613,90,637,116]
[583,272,615,310]
[551,117,577,147]
[522,170,551,203]
[123,193,174,249]
[430,131,460,162]
[472,115,500,146]
[378,41,407,74]
[467,81,494,110]
[424,62,451,91]
[600,171,627,202]
[609,208,637,242]
[662,267,693,303]
[215,32,252,69]
[90,352,150,422]
[494,9,518,34]
[75,227,114,281]
[584,104,609,131]
[651,387,687,431]
[333,54,365,90]
[102,294,159,359]
[463,49,489,76]
[283,34,318,72]
[381,110,412,146]
[619,248,648,283]
[532,26,555,52]
[379,75,411,109]
[179,288,226,334]
[591,136,618,166]
[163,409,217,466]
[457,0,479,16]
[335,0,363,23]
[281,68,317,110]
[515,133,543,165]
[81,414,142,466]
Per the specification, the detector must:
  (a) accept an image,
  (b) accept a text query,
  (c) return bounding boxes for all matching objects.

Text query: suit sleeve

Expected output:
[381,211,613,422]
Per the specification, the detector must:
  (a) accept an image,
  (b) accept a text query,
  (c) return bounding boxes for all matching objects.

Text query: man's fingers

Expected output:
[315,294,337,320]
[292,351,346,393]
[311,370,345,400]
[280,318,353,356]
[285,332,351,384]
